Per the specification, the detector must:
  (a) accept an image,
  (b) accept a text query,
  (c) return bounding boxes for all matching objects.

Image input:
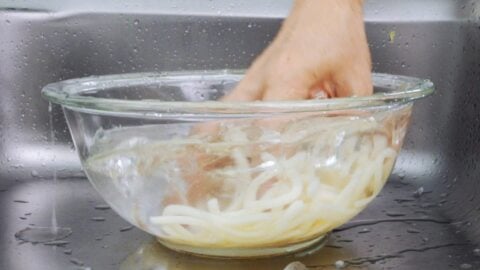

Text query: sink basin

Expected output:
[1,0,480,269]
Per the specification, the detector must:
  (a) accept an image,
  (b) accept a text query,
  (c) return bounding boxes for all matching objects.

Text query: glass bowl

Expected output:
[42,71,434,258]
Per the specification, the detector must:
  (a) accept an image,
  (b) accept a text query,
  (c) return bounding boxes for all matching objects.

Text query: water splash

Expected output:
[15,103,72,245]
[15,226,72,244]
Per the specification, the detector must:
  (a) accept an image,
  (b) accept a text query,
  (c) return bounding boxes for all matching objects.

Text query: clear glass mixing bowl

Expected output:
[42,71,434,258]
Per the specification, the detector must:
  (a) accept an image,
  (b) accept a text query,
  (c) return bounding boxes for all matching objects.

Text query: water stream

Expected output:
[14,103,72,244]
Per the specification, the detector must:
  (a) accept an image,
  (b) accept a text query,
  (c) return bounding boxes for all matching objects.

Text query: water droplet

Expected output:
[120,225,134,232]
[13,199,29,204]
[64,249,73,255]
[394,198,415,204]
[460,263,472,269]
[31,170,39,177]
[91,217,106,222]
[358,228,371,234]
[407,228,421,234]
[70,258,84,266]
[386,212,406,217]
[413,187,425,198]
[337,239,353,243]
[133,19,139,25]
[94,204,110,210]
[44,240,69,246]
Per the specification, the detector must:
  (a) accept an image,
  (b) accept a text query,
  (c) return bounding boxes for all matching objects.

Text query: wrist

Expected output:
[293,0,364,12]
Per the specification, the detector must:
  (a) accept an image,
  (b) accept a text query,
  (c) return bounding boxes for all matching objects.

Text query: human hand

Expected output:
[224,0,372,101]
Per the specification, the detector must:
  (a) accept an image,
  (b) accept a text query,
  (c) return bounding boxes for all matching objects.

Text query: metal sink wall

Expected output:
[1,0,479,269]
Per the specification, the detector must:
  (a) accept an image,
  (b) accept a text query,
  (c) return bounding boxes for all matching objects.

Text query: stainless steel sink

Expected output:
[1,0,480,269]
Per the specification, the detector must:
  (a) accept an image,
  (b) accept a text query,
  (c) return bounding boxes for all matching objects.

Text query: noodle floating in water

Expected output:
[86,112,407,249]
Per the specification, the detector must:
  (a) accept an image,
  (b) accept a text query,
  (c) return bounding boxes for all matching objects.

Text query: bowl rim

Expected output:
[41,70,434,116]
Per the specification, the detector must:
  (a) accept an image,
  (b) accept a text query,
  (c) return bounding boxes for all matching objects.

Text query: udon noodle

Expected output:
[87,114,401,248]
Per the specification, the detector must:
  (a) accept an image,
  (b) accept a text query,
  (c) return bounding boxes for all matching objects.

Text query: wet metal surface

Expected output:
[1,0,480,269]
[1,178,478,269]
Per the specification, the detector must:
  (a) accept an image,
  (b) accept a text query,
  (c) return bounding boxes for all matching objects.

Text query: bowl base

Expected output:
[157,234,329,259]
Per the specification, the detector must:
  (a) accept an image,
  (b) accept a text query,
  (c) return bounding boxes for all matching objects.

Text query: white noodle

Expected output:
[145,118,398,247]
[88,115,401,248]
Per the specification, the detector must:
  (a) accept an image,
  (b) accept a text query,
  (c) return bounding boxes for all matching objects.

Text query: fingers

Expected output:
[222,48,273,102]
[222,73,264,102]
[225,62,372,101]
[334,58,373,97]
[335,73,373,98]
[226,52,373,101]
